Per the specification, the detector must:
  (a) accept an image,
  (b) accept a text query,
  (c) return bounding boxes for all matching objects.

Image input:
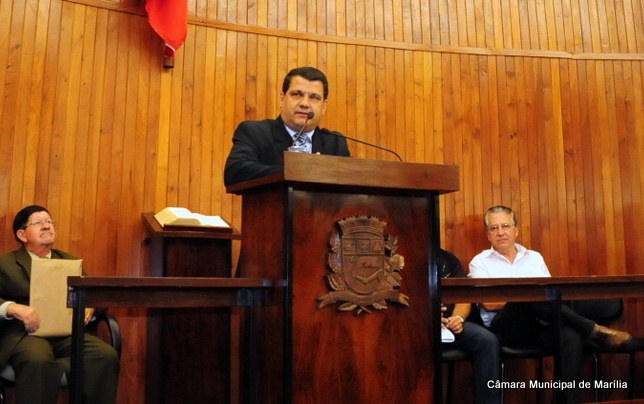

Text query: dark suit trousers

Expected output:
[489,302,596,404]
[10,333,119,404]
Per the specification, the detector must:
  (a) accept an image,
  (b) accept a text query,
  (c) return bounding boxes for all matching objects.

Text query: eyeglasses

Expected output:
[487,223,514,233]
[23,219,55,229]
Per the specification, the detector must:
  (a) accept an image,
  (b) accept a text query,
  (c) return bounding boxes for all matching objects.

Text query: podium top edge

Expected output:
[226,153,460,195]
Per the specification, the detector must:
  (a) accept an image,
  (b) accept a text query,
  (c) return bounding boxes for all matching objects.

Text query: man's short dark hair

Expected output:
[282,67,329,99]
[12,205,49,242]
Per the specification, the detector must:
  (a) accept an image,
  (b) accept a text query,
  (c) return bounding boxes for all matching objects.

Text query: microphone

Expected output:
[326,131,403,162]
[292,111,315,147]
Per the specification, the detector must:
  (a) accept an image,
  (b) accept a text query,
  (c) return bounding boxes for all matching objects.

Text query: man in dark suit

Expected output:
[438,248,502,404]
[224,66,351,186]
[0,205,119,404]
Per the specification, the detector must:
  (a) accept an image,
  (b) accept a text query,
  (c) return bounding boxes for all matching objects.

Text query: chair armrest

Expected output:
[86,308,122,358]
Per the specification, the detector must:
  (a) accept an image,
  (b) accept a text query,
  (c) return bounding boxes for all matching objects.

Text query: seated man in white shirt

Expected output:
[468,205,631,404]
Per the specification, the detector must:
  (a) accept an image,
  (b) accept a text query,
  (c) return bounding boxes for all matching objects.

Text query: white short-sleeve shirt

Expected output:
[468,243,551,326]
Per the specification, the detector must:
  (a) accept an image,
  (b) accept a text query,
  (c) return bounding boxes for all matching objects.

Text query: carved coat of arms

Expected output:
[317,216,409,314]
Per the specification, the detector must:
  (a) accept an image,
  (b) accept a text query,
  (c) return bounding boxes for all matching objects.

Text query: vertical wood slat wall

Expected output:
[1,0,643,402]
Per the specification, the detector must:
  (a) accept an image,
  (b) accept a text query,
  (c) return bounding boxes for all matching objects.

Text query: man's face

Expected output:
[280,76,327,132]
[16,211,56,249]
[486,211,518,252]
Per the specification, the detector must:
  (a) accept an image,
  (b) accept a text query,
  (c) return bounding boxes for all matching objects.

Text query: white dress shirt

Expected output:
[468,243,551,326]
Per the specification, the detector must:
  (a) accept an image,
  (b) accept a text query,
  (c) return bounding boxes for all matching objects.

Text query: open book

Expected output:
[154,207,232,232]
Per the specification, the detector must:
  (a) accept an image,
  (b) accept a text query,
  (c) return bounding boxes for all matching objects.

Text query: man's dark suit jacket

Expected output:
[0,246,77,366]
[224,116,351,186]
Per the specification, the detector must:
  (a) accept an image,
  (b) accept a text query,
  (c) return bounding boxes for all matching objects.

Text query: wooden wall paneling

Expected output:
[0,0,10,245]
[570,58,590,274]
[595,59,620,272]
[513,56,531,256]
[370,46,384,160]
[462,55,490,245]
[549,58,570,272]
[380,0,392,41]
[533,58,550,257]
[560,59,584,274]
[252,34,266,119]
[176,25,194,208]
[213,28,230,214]
[393,49,407,159]
[462,0,476,46]
[361,51,378,155]
[369,0,383,41]
[47,1,76,240]
[578,60,602,272]
[21,0,43,205]
[208,28,227,216]
[550,0,565,51]
[334,42,348,136]
[194,25,212,213]
[615,0,631,51]
[228,30,246,221]
[345,44,359,151]
[588,0,605,52]
[78,7,107,270]
[127,18,152,276]
[627,61,644,273]
[165,45,183,208]
[453,51,469,249]
[4,0,27,220]
[410,51,426,163]
[502,55,520,220]
[383,48,397,159]
[402,49,415,159]
[142,41,162,223]
[69,5,95,255]
[589,60,610,272]
[112,14,137,274]
[103,9,124,267]
[462,55,490,257]
[604,60,627,274]
[353,44,366,155]
[421,52,435,164]
[633,0,644,51]
[492,56,508,206]
[463,53,482,245]
[535,57,552,262]
[0,0,11,124]
[153,67,172,211]
[232,31,247,153]
[615,59,640,273]
[187,24,204,210]
[441,52,457,249]
[343,0,355,38]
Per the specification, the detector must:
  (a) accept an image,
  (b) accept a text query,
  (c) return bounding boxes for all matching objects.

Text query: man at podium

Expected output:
[224,66,351,186]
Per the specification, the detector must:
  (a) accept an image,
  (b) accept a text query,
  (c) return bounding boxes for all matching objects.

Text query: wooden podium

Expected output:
[141,213,241,403]
[227,153,459,403]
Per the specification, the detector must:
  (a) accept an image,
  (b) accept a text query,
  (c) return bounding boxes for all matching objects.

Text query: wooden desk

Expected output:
[67,276,273,404]
[441,275,644,402]
[441,275,644,303]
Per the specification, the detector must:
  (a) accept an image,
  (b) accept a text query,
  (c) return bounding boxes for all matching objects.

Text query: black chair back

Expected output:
[569,298,623,323]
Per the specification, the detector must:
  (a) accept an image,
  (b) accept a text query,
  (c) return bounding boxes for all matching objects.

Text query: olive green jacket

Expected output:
[0,246,78,366]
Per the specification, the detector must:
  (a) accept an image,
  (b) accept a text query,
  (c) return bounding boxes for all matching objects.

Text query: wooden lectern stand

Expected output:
[227,153,459,403]
[141,213,241,403]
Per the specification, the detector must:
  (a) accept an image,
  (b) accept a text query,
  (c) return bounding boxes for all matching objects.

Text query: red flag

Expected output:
[146,0,188,65]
